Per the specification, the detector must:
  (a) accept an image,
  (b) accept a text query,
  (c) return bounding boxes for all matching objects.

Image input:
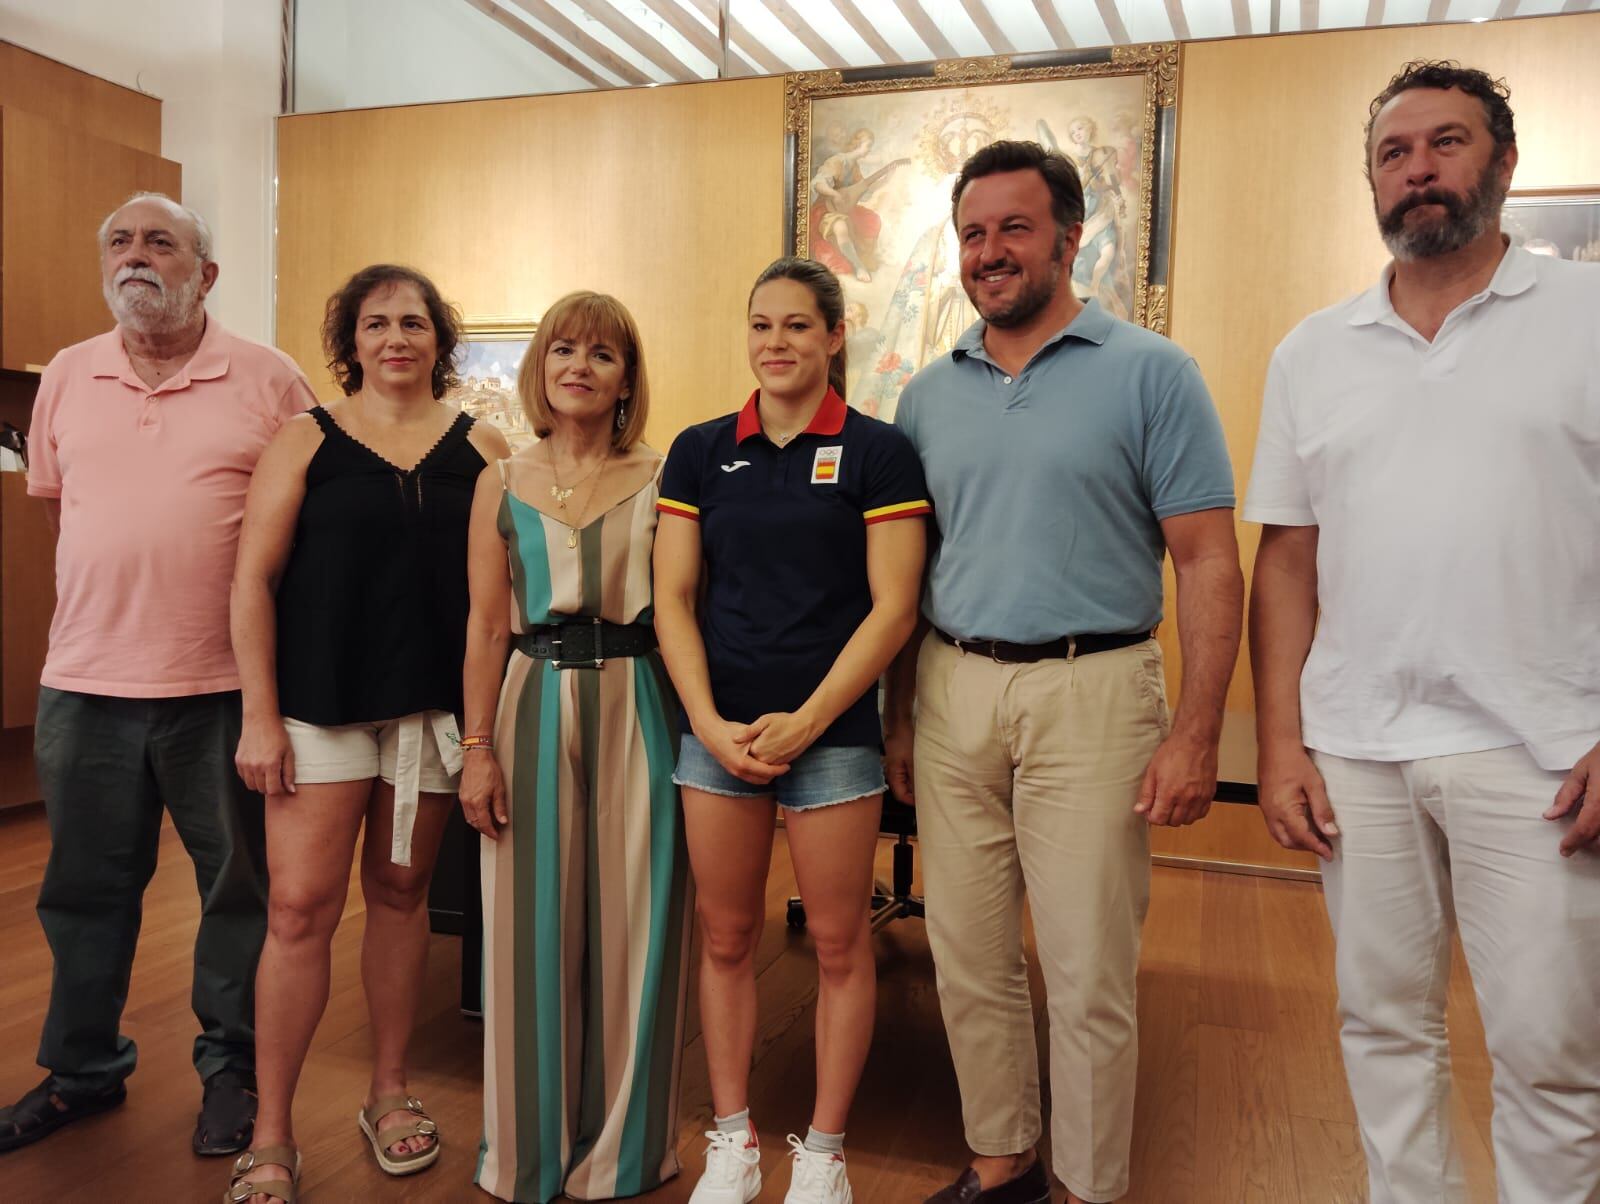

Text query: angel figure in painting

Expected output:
[810,128,909,283]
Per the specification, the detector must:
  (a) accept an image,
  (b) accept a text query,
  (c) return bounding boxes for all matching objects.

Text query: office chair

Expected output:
[786,794,923,934]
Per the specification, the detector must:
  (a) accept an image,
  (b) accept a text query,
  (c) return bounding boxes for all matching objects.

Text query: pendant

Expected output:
[550,483,574,507]
[566,528,578,549]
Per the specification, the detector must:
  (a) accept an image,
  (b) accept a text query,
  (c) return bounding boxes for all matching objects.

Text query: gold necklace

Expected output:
[547,440,612,548]
[546,437,608,510]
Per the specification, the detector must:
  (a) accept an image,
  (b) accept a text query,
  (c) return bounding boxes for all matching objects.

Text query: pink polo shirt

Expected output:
[27,319,315,697]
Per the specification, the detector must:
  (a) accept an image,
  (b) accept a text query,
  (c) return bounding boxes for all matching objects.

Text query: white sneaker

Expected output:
[688,1127,762,1203]
[783,1134,853,1204]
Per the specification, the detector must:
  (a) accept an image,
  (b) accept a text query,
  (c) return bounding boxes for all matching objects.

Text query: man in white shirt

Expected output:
[1246,60,1600,1203]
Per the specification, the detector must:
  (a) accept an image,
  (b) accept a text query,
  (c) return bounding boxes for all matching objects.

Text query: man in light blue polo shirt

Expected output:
[884,140,1240,1204]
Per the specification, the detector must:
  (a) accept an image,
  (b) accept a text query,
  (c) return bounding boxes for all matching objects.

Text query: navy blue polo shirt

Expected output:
[658,388,931,747]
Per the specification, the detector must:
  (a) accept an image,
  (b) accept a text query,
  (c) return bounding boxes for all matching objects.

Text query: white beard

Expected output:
[104,262,206,334]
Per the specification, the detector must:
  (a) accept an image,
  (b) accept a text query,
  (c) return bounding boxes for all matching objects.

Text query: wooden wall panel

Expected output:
[276,78,786,446]
[0,41,162,155]
[0,108,183,371]
[0,473,53,730]
[1163,11,1600,729]
[1148,12,1600,867]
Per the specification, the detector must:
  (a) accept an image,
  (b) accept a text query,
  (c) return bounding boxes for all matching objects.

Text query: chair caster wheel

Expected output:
[786,900,807,930]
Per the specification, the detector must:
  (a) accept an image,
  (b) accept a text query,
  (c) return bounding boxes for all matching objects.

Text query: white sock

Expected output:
[803,1126,844,1156]
[715,1108,753,1140]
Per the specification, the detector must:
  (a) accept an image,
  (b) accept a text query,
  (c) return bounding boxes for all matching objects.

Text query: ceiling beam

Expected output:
[729,16,794,75]
[891,0,960,60]
[1094,0,1134,43]
[960,0,1017,53]
[638,0,721,64]
[1301,0,1319,27]
[760,0,849,68]
[833,0,905,62]
[505,0,650,86]
[676,0,783,77]
[1230,0,1253,35]
[584,0,701,82]
[1366,0,1385,24]
[1425,0,1449,18]
[1032,0,1077,48]
[1162,0,1191,38]
[460,0,610,88]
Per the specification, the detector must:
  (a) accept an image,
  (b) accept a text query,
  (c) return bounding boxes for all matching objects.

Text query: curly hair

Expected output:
[321,264,463,399]
[1365,61,1516,175]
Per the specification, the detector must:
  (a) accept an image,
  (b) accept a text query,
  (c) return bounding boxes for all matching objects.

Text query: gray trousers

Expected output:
[33,687,267,1093]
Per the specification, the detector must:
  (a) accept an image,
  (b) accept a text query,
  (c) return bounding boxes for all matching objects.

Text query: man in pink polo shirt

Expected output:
[0,193,314,1158]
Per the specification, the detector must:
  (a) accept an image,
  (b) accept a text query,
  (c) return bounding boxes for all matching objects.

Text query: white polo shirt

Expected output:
[1243,244,1600,771]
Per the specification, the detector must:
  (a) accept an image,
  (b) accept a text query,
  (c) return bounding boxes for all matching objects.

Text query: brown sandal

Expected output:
[221,1143,300,1203]
[357,1094,440,1176]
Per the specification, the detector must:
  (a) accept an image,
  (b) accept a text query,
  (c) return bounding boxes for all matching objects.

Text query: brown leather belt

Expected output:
[934,627,1152,664]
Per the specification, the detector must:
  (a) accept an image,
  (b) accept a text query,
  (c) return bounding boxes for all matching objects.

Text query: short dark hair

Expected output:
[748,257,849,401]
[1365,60,1516,174]
[322,264,463,399]
[951,140,1085,232]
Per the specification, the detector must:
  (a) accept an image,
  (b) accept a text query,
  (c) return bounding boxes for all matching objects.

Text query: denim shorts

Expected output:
[673,732,886,810]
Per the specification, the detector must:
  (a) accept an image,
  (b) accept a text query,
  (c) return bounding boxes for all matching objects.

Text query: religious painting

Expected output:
[446,319,537,450]
[786,45,1180,419]
[1502,187,1600,263]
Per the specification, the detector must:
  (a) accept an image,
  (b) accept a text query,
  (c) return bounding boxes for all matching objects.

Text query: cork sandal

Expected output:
[357,1094,440,1176]
[221,1143,300,1203]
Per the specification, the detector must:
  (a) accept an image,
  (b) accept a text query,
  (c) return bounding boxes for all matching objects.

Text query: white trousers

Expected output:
[1315,745,1600,1204]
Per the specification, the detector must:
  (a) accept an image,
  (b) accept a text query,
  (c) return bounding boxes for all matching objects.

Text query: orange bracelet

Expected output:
[459,734,494,751]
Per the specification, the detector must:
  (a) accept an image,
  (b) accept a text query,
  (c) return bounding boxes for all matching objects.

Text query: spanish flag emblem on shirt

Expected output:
[811,445,842,484]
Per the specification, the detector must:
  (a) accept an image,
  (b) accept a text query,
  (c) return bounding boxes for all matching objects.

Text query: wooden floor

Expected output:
[0,803,1500,1203]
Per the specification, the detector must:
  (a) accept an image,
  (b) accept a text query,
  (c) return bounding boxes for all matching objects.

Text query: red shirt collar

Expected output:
[735,387,848,445]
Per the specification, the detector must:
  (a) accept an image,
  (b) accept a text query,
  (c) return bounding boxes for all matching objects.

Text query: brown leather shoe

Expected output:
[923,1159,1051,1204]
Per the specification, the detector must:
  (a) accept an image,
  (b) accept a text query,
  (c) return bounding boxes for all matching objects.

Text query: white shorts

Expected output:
[283,712,462,792]
[282,710,464,867]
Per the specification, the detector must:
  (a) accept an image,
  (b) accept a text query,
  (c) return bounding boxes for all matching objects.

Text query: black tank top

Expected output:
[275,405,485,726]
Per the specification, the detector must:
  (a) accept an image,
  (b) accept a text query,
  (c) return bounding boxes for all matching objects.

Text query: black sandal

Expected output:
[0,1076,127,1154]
[193,1069,258,1157]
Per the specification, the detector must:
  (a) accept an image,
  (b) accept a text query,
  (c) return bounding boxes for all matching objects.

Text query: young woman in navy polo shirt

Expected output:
[655,258,930,1204]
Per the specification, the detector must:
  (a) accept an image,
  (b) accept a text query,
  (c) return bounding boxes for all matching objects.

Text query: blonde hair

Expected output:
[517,292,649,450]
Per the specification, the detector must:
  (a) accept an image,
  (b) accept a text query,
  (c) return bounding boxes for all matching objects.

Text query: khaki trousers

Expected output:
[914,633,1168,1203]
[1315,746,1600,1204]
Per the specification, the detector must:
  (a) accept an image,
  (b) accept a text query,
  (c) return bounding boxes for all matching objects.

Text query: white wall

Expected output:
[0,0,283,343]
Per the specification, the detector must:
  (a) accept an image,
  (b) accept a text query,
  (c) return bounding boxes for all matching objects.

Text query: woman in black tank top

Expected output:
[226,265,510,1202]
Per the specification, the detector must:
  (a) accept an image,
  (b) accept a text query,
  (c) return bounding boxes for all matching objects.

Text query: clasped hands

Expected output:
[702,710,822,785]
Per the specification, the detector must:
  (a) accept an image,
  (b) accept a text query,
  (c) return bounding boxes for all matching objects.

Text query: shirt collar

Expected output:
[1347,240,1538,328]
[88,314,229,389]
[735,386,848,445]
[952,298,1113,363]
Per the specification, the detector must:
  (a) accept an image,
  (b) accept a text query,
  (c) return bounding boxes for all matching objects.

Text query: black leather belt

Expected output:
[515,620,656,670]
[934,627,1152,664]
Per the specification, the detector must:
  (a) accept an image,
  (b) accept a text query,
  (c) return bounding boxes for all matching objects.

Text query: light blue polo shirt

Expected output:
[895,300,1234,643]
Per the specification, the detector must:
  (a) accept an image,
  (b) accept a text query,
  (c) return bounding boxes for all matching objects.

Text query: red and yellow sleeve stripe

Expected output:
[863,499,933,525]
[656,497,700,521]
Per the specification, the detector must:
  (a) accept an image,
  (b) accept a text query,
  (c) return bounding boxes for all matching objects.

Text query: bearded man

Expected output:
[1246,62,1600,1203]
[0,193,314,1157]
[883,139,1241,1204]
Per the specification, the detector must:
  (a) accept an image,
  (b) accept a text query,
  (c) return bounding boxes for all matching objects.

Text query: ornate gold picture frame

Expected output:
[785,46,1180,419]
